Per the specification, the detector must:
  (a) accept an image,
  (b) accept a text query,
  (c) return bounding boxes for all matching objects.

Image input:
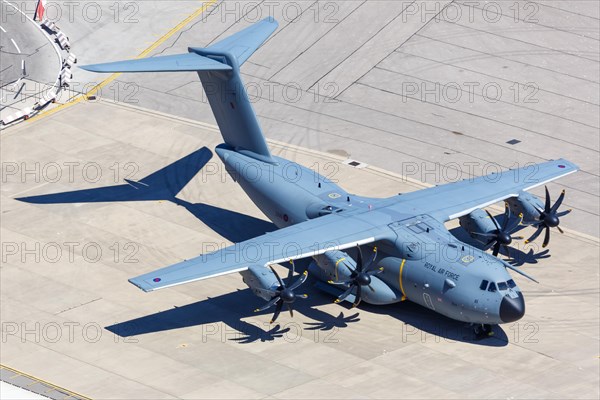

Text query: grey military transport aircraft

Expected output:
[19,18,577,337]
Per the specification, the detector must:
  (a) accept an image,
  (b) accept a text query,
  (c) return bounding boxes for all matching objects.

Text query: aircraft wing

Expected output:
[399,158,578,222]
[128,210,394,292]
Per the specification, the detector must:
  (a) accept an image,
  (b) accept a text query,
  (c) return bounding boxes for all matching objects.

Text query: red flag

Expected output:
[35,0,46,20]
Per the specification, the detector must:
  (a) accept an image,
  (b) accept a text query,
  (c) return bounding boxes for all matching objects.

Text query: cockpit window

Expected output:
[488,282,497,292]
[498,281,508,291]
[507,279,516,289]
[479,280,489,290]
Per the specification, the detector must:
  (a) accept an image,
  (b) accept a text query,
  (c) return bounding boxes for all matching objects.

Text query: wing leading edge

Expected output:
[129,210,394,292]
[399,158,578,222]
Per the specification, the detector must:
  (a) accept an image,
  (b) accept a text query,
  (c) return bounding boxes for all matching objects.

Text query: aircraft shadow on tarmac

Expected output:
[15,147,277,243]
[105,276,509,347]
[17,147,524,346]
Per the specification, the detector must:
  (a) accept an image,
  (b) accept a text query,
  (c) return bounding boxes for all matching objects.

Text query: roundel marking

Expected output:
[461,255,475,264]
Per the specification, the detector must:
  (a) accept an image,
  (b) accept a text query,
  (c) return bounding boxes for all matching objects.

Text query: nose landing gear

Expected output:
[474,324,494,339]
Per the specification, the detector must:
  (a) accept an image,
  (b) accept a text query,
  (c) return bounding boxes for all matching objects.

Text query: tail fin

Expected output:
[81,18,278,163]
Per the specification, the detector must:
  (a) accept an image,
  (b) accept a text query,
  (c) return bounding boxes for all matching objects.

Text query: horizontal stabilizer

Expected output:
[200,16,278,66]
[80,18,279,163]
[80,53,232,73]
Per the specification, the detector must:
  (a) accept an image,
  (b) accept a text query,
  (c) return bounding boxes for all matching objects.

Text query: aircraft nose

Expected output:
[499,292,525,323]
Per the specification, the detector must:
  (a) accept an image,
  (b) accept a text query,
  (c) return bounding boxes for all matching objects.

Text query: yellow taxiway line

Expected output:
[29,0,218,122]
[1,364,92,399]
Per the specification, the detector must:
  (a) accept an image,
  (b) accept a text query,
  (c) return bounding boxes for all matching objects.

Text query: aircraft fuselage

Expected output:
[215,145,525,326]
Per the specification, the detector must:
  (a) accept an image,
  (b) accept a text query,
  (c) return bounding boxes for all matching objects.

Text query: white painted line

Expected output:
[10,38,20,53]
[0,25,6,33]
[1,0,62,94]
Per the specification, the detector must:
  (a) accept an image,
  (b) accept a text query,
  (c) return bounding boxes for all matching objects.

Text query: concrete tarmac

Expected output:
[0,100,598,399]
[1,0,598,398]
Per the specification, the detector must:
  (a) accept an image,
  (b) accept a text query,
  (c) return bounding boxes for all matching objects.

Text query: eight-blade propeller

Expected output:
[329,246,383,308]
[254,260,308,323]
[472,206,524,257]
[525,186,571,248]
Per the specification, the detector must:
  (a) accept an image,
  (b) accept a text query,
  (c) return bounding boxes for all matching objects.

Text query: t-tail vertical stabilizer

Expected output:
[81,18,278,163]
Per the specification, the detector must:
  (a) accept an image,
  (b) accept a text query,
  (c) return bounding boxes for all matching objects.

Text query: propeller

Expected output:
[328,246,383,308]
[471,206,524,257]
[525,186,571,248]
[254,260,308,323]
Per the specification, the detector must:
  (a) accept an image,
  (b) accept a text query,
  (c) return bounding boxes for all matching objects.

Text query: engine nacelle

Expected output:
[459,208,497,243]
[240,265,279,301]
[309,250,356,282]
[309,251,403,305]
[506,192,543,224]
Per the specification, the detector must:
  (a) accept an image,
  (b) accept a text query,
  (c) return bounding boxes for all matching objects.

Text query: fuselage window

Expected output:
[498,281,508,291]
[507,279,516,289]
[488,282,497,292]
[479,280,489,290]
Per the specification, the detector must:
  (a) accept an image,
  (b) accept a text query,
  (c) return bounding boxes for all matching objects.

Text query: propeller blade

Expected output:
[502,244,511,258]
[356,245,364,272]
[286,259,295,282]
[352,285,362,308]
[550,189,565,214]
[288,270,308,291]
[295,294,308,299]
[557,209,572,217]
[544,186,551,213]
[542,227,551,248]
[287,303,294,318]
[269,266,285,288]
[363,246,378,272]
[367,284,375,292]
[492,242,501,257]
[270,301,283,323]
[534,206,545,217]
[342,262,356,277]
[557,226,564,234]
[525,226,544,244]
[255,296,281,312]
[505,213,524,234]
[512,236,525,240]
[502,203,511,231]
[334,285,355,303]
[485,209,501,231]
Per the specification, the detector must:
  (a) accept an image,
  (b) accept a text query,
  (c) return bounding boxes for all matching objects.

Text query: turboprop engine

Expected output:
[459,207,523,256]
[309,248,400,306]
[240,264,308,323]
[505,191,545,225]
[506,187,572,247]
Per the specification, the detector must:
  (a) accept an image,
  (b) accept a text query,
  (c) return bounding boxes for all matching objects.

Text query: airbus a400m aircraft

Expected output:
[21,18,577,336]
